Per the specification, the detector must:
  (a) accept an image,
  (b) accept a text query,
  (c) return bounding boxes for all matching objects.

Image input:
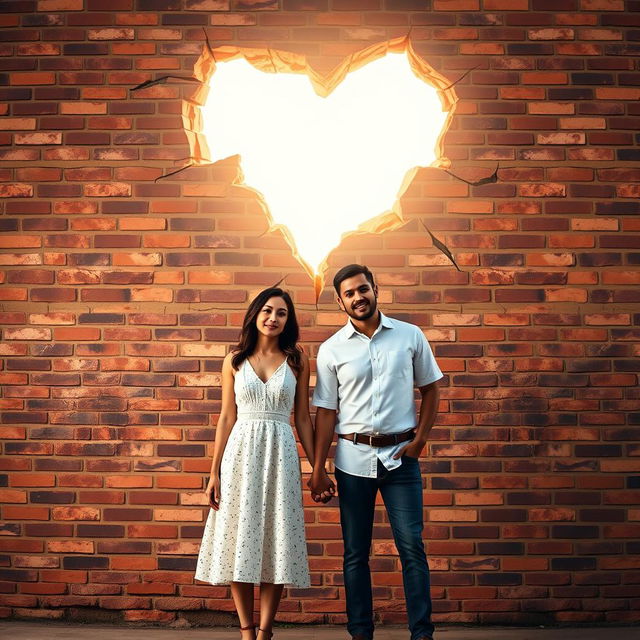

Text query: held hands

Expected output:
[205,475,221,510]
[392,438,427,460]
[308,468,336,504]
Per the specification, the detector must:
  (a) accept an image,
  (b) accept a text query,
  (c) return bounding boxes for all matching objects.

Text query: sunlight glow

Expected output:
[201,49,449,277]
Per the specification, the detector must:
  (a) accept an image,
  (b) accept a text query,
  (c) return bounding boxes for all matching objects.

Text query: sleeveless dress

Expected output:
[195,358,310,587]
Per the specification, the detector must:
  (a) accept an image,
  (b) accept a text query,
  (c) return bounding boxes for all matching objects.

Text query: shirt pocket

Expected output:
[386,349,411,379]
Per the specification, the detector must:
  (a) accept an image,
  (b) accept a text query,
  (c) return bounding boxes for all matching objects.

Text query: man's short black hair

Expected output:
[333,264,375,295]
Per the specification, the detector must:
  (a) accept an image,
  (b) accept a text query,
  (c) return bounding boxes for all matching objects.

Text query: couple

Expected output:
[195,264,443,640]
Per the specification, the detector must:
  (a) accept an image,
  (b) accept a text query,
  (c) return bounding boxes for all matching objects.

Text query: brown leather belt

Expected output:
[339,429,415,448]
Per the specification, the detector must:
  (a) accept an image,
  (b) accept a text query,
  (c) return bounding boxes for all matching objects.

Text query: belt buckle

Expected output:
[352,432,358,445]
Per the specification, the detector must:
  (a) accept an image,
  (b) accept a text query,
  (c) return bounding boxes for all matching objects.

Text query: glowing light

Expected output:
[200,43,452,280]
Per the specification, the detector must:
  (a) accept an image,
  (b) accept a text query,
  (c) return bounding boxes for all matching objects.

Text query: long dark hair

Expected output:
[231,287,302,374]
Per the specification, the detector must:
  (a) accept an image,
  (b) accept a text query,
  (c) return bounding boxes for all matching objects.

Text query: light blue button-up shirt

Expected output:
[312,312,443,478]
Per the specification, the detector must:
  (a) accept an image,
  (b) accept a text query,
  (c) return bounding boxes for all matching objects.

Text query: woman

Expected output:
[195,287,314,640]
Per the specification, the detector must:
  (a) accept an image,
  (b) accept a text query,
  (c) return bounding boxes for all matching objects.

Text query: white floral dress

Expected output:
[195,358,310,587]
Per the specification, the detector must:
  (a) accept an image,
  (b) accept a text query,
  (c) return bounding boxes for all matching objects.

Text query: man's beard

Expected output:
[346,298,377,321]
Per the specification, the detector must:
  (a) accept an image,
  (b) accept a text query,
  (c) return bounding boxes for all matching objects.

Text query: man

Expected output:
[310,264,442,640]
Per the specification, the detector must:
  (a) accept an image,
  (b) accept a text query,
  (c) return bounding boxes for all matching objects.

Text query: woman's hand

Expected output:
[309,468,335,503]
[206,474,221,510]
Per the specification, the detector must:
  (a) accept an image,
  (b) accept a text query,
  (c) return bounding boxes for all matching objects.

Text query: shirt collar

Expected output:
[342,311,393,339]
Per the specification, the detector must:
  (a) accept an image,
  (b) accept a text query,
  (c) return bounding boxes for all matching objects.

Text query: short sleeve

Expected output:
[413,327,443,387]
[312,343,339,410]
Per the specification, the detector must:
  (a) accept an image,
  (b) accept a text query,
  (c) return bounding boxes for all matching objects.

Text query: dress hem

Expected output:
[194,574,311,588]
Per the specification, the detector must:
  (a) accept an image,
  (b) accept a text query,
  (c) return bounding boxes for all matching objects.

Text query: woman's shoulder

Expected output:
[284,346,306,379]
[223,350,239,374]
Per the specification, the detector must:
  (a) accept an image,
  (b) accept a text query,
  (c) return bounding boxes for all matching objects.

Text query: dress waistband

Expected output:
[237,411,290,423]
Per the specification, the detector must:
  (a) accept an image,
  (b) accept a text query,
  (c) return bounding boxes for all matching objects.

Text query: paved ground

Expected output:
[0,621,639,640]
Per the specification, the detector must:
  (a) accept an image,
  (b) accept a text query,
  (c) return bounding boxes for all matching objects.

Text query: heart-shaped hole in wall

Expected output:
[189,36,457,295]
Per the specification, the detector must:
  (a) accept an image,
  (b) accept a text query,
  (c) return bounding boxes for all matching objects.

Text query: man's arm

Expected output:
[393,381,439,459]
[310,342,339,502]
[309,406,337,502]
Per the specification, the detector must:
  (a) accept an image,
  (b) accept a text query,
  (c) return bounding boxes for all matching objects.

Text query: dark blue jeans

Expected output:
[335,457,434,640]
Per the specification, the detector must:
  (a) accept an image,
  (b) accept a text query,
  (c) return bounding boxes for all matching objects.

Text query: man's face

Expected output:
[337,273,378,321]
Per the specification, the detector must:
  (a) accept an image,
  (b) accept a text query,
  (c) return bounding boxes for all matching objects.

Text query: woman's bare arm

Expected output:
[205,352,237,509]
[293,351,315,467]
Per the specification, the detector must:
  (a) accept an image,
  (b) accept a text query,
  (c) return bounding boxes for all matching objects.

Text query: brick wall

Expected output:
[1,0,639,628]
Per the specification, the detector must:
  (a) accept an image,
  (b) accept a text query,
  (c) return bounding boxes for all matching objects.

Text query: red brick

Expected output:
[44,234,89,249]
[0,183,34,198]
[500,87,545,101]
[142,234,190,248]
[537,132,586,145]
[0,118,37,131]
[522,71,568,84]
[10,72,56,85]
[529,28,574,40]
[518,183,566,197]
[84,183,131,197]
[434,0,479,8]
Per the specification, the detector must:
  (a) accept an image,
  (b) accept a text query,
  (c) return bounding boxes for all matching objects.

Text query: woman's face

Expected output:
[255,296,289,338]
